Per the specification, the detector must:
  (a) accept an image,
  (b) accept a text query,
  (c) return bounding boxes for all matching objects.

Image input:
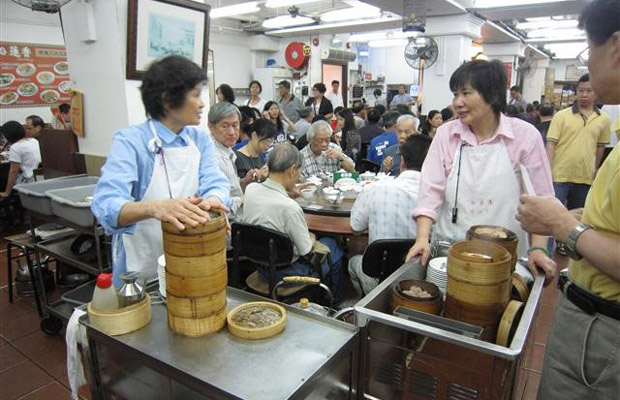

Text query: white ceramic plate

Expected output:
[16,63,36,77]
[0,91,18,105]
[0,73,15,87]
[54,61,69,75]
[40,89,60,103]
[17,82,38,97]
[37,71,55,85]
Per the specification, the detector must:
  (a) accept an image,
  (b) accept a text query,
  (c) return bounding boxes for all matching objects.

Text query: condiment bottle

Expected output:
[91,273,119,310]
[118,272,145,307]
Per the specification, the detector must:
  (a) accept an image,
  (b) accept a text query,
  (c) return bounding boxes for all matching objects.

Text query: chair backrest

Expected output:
[359,158,381,173]
[362,239,416,282]
[231,223,294,267]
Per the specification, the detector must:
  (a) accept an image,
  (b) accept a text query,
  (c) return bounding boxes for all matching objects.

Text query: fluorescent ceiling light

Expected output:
[369,39,408,48]
[262,15,315,29]
[474,0,568,8]
[526,36,587,43]
[349,30,417,42]
[321,3,381,22]
[359,50,370,56]
[544,41,587,58]
[265,16,401,35]
[210,2,260,19]
[527,28,584,39]
[265,0,323,8]
[516,19,578,30]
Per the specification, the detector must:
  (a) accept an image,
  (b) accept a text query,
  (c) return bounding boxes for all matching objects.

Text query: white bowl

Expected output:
[300,188,316,200]
[326,194,342,204]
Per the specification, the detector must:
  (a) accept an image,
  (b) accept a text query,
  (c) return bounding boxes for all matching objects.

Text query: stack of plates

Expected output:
[426,257,448,294]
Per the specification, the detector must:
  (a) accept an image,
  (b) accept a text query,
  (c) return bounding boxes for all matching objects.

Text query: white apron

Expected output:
[115,120,200,283]
[433,139,529,259]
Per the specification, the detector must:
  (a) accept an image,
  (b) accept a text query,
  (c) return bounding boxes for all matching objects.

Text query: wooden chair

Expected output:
[231,222,330,300]
[361,239,416,283]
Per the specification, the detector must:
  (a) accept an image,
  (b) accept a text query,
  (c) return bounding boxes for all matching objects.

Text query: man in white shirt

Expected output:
[208,102,255,219]
[348,134,432,296]
[325,80,344,109]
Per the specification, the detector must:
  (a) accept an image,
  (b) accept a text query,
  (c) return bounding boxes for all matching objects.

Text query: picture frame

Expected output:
[126,0,210,80]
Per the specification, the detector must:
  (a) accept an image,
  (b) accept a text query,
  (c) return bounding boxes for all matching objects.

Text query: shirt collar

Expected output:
[449,113,514,145]
[398,170,420,180]
[213,139,236,161]
[263,178,288,196]
[571,102,601,115]
[152,120,190,145]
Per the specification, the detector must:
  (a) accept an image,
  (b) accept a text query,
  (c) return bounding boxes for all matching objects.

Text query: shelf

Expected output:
[35,234,111,276]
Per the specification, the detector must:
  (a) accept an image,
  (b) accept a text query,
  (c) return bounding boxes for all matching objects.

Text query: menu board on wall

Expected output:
[0,42,71,108]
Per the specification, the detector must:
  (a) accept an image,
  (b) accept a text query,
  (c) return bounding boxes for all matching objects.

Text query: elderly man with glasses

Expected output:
[299,120,354,180]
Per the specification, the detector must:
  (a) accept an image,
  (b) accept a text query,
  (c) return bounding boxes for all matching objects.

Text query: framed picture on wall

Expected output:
[126,0,210,80]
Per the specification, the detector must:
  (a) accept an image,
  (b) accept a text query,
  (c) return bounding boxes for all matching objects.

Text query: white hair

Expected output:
[306,120,333,143]
[397,114,420,131]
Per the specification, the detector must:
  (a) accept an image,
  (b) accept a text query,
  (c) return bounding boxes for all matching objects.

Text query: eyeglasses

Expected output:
[577,47,589,66]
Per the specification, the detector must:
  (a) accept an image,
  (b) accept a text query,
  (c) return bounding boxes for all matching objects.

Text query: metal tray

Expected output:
[14,175,97,215]
[354,262,544,360]
[47,184,97,227]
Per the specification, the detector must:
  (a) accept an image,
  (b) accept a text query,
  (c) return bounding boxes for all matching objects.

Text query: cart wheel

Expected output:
[40,315,63,335]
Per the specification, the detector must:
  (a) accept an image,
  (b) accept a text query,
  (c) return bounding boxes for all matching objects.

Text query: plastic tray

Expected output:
[14,175,98,216]
[47,184,97,227]
[61,279,96,306]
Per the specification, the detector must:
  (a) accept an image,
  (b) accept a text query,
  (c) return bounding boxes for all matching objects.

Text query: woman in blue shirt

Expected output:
[92,56,230,286]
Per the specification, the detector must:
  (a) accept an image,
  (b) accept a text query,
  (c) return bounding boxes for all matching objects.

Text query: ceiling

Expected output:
[205,0,591,58]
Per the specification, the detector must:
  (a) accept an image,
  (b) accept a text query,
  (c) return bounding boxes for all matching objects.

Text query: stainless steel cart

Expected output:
[354,263,544,400]
[81,287,360,400]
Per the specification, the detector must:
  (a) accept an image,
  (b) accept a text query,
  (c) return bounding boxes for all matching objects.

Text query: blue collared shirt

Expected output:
[92,120,230,271]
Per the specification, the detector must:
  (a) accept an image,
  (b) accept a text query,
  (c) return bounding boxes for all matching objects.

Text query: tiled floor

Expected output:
[0,238,92,400]
[0,231,564,400]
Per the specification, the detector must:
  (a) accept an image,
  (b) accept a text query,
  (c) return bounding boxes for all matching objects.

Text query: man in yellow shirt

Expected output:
[517,1,619,398]
[546,74,611,209]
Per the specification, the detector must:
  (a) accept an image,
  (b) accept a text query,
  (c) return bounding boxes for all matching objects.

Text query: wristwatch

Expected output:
[563,223,594,260]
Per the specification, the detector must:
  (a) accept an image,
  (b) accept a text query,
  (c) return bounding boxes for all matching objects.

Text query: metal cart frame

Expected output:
[354,263,544,400]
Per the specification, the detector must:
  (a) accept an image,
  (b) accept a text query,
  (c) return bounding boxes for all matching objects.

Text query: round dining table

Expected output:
[295,184,358,235]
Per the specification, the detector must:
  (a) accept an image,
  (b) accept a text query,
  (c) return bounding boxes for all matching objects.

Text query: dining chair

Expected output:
[361,239,416,283]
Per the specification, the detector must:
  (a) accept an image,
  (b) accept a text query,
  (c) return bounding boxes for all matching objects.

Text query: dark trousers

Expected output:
[553,182,591,209]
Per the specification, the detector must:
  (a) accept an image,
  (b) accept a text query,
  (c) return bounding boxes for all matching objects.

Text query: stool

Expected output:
[5,233,44,316]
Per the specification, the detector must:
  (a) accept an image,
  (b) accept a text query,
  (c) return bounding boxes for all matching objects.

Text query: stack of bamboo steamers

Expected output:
[161,210,228,337]
[444,226,518,342]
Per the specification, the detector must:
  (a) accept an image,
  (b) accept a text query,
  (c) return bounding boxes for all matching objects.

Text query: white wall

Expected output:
[210,32,254,89]
[0,0,64,124]
[522,58,550,105]
[549,59,582,81]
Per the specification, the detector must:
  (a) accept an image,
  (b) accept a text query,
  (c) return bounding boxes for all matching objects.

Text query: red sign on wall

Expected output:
[503,62,513,88]
[0,42,71,108]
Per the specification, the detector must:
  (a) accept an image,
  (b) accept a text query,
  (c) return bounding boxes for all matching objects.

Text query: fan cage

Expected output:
[11,0,73,13]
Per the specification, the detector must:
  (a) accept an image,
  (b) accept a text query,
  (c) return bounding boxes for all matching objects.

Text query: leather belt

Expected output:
[558,273,620,321]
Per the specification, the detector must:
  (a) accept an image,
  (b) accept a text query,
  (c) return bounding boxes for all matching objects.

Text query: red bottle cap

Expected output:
[96,273,113,289]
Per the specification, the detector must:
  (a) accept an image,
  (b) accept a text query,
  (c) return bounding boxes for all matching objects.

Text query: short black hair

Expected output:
[140,55,206,120]
[539,103,555,117]
[373,88,382,97]
[382,111,400,128]
[505,104,519,117]
[313,83,327,94]
[449,59,507,115]
[312,115,327,123]
[1,121,26,144]
[217,83,235,103]
[578,73,590,84]
[401,135,432,172]
[441,107,454,121]
[249,119,278,141]
[59,103,70,114]
[278,80,291,90]
[26,115,45,128]
[238,105,256,135]
[510,85,521,93]
[428,110,441,120]
[374,104,386,116]
[334,106,344,115]
[395,104,412,116]
[578,0,620,46]
[367,108,382,124]
[249,80,262,93]
[351,101,363,113]
[331,80,339,85]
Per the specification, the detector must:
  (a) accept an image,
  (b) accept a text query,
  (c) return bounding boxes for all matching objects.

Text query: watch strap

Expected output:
[564,223,594,260]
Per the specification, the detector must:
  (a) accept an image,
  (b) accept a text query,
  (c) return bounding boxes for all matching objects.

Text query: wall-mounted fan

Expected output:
[11,0,74,13]
[404,36,439,70]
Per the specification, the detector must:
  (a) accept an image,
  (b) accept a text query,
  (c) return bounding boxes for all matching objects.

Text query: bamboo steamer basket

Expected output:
[445,240,512,342]
[162,210,228,337]
[392,280,442,315]
[165,265,227,297]
[164,251,226,277]
[167,305,227,337]
[227,302,287,340]
[496,300,525,347]
[87,295,151,336]
[166,290,227,319]
[467,225,518,272]
[511,272,530,302]
[161,210,227,257]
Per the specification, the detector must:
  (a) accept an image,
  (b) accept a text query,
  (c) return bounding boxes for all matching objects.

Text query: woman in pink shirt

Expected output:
[406,60,556,284]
